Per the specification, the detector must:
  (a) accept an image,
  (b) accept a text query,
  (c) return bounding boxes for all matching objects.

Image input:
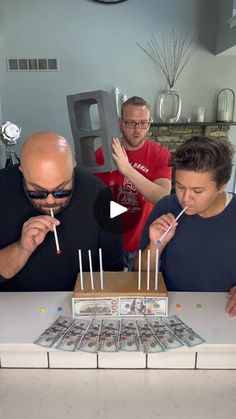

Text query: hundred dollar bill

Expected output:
[161,315,205,347]
[174,329,205,347]
[119,298,147,316]
[135,318,180,351]
[161,315,187,329]
[51,316,75,329]
[34,316,74,348]
[119,334,140,351]
[99,335,118,352]
[147,318,173,335]
[86,318,101,336]
[56,332,83,351]
[77,334,99,353]
[144,298,168,316]
[69,318,91,334]
[136,319,153,336]
[140,334,163,353]
[34,328,63,348]
[119,297,167,316]
[100,318,120,336]
[120,319,138,335]
[155,331,183,350]
[73,298,119,317]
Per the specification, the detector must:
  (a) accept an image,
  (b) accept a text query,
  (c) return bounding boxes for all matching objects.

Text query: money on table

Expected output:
[34,315,205,353]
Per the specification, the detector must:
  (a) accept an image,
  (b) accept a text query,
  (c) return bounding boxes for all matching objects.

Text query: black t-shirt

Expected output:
[0,166,123,291]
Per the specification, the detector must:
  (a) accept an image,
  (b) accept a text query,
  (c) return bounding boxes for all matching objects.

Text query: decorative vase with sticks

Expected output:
[137,31,198,123]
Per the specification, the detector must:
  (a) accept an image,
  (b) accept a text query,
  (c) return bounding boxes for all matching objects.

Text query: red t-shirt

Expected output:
[95,140,172,252]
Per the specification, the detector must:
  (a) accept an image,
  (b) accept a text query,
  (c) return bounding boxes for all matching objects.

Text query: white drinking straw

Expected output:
[154,248,159,291]
[99,248,104,290]
[88,250,94,290]
[147,249,150,290]
[50,208,61,254]
[78,249,84,291]
[138,249,141,290]
[156,206,188,244]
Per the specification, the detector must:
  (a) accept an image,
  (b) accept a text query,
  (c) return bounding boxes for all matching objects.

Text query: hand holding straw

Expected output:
[156,206,187,244]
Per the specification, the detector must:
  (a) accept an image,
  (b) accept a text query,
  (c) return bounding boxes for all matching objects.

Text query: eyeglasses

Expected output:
[25,188,73,200]
[122,120,151,129]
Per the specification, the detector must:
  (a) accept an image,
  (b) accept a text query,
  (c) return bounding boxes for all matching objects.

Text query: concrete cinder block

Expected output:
[67,90,120,173]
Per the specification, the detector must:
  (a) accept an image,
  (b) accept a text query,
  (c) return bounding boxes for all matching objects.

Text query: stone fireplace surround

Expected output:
[148,122,236,152]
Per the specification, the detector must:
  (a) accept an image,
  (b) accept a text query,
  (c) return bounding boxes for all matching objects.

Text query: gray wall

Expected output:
[1,0,236,189]
[215,0,236,54]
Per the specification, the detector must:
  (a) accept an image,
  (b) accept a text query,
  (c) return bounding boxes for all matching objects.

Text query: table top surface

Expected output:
[0,291,235,349]
[0,291,236,419]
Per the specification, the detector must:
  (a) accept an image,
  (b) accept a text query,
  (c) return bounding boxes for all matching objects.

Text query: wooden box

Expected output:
[72,271,168,317]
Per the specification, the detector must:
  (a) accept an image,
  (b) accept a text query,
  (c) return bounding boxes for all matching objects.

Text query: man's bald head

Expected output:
[20,131,75,189]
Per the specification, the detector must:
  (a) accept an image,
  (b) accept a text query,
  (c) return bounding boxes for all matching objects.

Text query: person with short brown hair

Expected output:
[96,96,172,270]
[136,136,236,316]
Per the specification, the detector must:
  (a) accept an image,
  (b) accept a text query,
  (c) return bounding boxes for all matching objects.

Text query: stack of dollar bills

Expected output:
[34,315,205,353]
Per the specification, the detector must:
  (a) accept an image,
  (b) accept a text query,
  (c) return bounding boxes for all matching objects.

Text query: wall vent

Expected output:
[7,58,59,71]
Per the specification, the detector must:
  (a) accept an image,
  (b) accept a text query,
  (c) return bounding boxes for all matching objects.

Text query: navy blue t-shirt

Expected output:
[140,194,236,292]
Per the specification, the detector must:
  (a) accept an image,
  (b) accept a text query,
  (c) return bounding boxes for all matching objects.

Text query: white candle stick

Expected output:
[154,248,159,291]
[88,250,94,290]
[50,208,61,254]
[99,248,104,290]
[78,249,84,291]
[156,206,187,244]
[147,249,150,291]
[138,249,141,290]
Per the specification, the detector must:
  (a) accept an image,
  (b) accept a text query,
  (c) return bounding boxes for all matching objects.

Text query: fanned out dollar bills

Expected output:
[34,315,205,353]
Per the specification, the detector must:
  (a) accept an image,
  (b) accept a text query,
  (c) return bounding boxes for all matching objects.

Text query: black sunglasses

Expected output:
[23,174,74,200]
[25,188,73,200]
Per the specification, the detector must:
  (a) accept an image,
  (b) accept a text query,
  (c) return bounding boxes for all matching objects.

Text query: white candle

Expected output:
[88,250,94,290]
[78,249,84,291]
[219,110,229,121]
[99,248,104,290]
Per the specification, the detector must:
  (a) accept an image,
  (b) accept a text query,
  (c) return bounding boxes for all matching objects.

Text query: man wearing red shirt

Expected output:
[96,96,172,270]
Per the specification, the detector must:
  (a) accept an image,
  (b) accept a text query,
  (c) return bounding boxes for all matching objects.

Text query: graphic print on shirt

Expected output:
[117,176,142,213]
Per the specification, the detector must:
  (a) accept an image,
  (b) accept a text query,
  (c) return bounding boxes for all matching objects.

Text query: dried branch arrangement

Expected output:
[137,31,198,89]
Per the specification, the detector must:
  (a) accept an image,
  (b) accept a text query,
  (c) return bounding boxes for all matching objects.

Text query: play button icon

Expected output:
[93,186,141,235]
[110,201,127,219]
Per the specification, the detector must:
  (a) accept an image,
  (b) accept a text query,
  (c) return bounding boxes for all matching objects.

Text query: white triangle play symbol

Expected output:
[110,201,128,219]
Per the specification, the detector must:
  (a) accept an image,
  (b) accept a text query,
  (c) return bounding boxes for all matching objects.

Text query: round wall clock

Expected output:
[93,1,128,4]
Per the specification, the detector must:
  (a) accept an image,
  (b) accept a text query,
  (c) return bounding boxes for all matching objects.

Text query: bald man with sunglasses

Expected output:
[0,131,123,291]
